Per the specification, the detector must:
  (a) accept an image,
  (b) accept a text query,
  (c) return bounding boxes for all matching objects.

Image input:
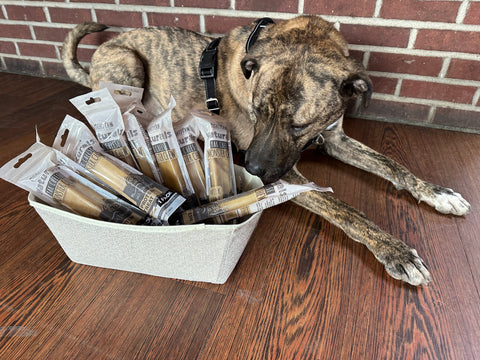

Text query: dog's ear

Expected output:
[341,73,373,107]
[241,58,258,79]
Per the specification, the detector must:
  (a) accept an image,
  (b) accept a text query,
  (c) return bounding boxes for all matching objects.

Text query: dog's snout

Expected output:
[245,160,266,178]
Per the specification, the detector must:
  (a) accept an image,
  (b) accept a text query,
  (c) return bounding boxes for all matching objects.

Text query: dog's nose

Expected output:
[245,160,266,178]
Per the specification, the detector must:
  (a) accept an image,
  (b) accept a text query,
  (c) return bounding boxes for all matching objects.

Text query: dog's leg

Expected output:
[321,120,470,216]
[283,166,432,286]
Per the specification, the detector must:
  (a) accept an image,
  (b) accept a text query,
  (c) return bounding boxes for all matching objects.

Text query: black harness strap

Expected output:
[199,37,221,114]
[199,18,275,115]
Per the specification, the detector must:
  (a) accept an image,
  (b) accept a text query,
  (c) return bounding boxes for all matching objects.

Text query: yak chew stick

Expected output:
[178,180,333,225]
[81,147,184,221]
[47,171,145,224]
[206,143,231,201]
[182,144,207,203]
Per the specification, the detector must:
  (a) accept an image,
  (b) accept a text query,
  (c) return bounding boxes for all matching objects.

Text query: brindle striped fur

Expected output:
[62,16,470,286]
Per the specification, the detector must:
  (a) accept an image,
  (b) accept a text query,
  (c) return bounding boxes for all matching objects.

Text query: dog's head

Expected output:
[240,16,372,183]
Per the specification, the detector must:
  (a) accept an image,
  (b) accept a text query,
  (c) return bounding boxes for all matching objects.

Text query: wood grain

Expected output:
[0,72,479,359]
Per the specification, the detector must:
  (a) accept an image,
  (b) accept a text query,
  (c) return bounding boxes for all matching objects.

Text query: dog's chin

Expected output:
[257,168,289,185]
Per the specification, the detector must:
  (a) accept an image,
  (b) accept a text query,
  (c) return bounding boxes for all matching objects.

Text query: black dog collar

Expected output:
[199,18,275,115]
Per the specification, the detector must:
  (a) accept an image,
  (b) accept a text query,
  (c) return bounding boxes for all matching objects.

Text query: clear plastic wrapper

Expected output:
[70,88,139,169]
[175,118,207,204]
[173,180,333,225]
[0,142,150,225]
[123,104,163,183]
[189,109,236,202]
[99,81,144,112]
[145,96,196,203]
[52,115,185,223]
[100,81,164,183]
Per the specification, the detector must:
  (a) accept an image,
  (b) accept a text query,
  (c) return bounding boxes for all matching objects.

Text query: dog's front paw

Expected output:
[419,185,471,216]
[375,239,432,286]
[384,248,432,286]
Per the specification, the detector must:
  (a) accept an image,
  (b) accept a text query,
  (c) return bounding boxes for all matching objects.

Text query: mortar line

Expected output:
[394,78,403,96]
[1,5,8,19]
[298,0,304,14]
[43,6,51,23]
[456,0,471,24]
[374,0,383,17]
[472,88,480,106]
[407,29,417,49]
[427,106,437,124]
[439,58,451,78]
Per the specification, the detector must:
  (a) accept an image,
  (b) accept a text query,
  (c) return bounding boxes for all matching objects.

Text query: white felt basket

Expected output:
[28,166,263,284]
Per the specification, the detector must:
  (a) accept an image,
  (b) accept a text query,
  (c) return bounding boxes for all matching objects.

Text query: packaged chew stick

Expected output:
[0,142,150,225]
[53,115,185,223]
[145,96,196,203]
[100,82,164,183]
[173,180,333,225]
[123,104,163,183]
[99,81,144,112]
[175,118,207,204]
[190,109,236,202]
[70,88,139,169]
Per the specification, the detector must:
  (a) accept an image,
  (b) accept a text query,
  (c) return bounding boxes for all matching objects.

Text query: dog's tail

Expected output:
[61,22,108,88]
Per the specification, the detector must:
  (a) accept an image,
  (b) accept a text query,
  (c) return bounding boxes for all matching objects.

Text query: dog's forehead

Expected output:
[254,58,345,117]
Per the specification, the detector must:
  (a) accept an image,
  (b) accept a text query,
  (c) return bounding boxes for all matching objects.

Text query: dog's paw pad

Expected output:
[420,187,471,216]
[384,249,432,286]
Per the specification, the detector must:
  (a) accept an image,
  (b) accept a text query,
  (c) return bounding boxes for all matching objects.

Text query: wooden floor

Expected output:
[0,72,479,359]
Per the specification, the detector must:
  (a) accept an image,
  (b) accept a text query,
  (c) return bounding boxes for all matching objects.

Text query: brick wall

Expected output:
[1,0,479,132]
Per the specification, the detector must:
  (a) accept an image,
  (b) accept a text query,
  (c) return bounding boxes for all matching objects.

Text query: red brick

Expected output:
[119,0,167,4]
[447,59,480,82]
[0,24,32,39]
[304,0,377,17]
[42,61,69,79]
[17,42,57,59]
[75,47,97,63]
[370,76,398,95]
[381,0,459,22]
[5,6,46,22]
[356,99,431,124]
[367,52,443,77]
[48,8,91,24]
[4,57,42,75]
[78,30,120,46]
[72,0,115,3]
[340,24,410,47]
[237,0,298,13]
[33,26,70,42]
[147,14,200,32]
[95,10,143,28]
[400,80,477,104]
[176,0,230,8]
[464,2,480,25]
[0,41,17,54]
[432,107,480,131]
[415,30,480,54]
[204,16,254,35]
[347,50,365,65]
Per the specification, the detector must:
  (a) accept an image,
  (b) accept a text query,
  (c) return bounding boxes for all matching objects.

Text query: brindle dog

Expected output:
[62,15,470,286]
